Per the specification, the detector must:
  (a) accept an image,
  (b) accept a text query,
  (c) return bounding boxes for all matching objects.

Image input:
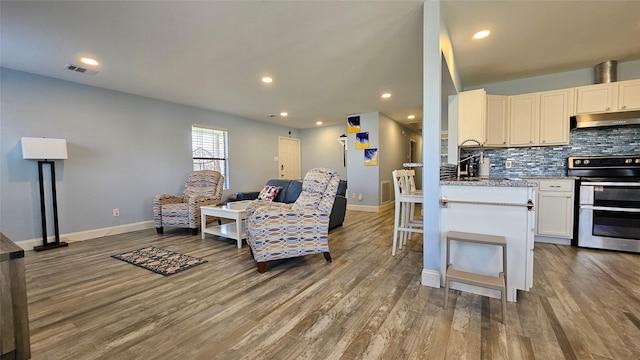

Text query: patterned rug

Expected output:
[112,246,207,276]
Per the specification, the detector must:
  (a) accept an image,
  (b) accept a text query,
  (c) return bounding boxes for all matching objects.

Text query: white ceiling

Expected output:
[2,1,640,130]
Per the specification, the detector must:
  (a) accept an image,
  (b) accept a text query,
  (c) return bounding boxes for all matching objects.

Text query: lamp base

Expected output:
[34,242,69,252]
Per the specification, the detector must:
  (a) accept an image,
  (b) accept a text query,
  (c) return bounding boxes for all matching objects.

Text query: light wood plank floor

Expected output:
[23,207,640,359]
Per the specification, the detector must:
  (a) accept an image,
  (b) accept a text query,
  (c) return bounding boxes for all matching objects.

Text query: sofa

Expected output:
[231,178,347,230]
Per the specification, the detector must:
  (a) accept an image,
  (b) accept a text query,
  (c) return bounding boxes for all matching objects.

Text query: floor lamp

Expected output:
[21,137,69,251]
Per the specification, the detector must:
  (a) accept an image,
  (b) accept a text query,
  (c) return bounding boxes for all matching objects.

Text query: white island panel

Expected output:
[440,184,536,302]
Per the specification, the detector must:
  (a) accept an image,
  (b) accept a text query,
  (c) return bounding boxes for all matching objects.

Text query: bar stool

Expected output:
[444,231,507,324]
[391,169,423,256]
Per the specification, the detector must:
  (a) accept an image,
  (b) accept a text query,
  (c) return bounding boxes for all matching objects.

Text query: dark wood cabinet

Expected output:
[1,233,30,360]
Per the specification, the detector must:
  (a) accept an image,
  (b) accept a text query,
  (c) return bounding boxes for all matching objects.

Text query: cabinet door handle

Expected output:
[621,105,627,109]
[606,106,611,111]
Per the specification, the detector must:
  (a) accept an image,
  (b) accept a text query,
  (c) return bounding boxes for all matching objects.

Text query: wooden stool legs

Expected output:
[443,231,508,324]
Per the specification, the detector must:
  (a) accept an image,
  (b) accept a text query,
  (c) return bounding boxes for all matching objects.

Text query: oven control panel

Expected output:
[568,155,640,168]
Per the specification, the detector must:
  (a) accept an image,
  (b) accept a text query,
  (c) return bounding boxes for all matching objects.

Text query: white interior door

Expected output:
[278,137,301,179]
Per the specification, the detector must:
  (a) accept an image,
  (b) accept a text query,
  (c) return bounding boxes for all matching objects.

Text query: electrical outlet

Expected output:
[113,208,120,217]
[505,159,513,169]
[358,193,363,201]
[351,192,356,199]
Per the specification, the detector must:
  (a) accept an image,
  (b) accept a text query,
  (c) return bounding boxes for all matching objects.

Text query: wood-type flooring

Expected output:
[23,207,640,359]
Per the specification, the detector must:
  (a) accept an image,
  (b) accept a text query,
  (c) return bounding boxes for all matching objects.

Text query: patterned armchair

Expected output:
[246,168,340,273]
[153,170,224,235]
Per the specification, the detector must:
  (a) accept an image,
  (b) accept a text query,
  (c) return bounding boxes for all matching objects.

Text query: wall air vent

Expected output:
[64,64,99,75]
[381,180,391,203]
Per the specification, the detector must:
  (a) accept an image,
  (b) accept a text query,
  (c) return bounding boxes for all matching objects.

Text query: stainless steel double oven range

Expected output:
[568,155,640,253]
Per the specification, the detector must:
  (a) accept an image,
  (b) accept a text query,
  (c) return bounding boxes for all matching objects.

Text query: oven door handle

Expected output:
[581,182,640,187]
[580,205,640,213]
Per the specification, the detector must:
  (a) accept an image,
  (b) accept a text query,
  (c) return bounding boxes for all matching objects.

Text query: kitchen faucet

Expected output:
[457,139,484,179]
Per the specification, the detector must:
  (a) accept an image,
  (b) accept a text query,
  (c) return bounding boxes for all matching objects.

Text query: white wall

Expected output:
[421,0,447,287]
[0,68,300,243]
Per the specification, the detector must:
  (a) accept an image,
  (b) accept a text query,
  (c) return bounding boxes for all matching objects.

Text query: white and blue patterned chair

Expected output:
[246,168,340,273]
[153,170,224,235]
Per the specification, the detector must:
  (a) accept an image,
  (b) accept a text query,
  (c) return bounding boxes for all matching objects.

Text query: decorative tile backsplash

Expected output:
[464,125,640,177]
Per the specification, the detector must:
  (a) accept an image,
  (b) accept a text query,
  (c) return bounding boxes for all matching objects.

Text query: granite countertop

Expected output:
[440,177,538,187]
[519,176,579,180]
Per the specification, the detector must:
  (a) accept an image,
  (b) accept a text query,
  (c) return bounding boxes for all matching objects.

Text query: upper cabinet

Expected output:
[507,88,572,147]
[509,93,538,146]
[539,88,573,146]
[455,79,637,149]
[457,88,486,145]
[618,79,640,111]
[575,79,640,114]
[485,95,509,147]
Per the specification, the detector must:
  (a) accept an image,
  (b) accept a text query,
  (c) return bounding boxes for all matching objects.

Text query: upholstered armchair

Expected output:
[246,168,340,273]
[153,170,224,235]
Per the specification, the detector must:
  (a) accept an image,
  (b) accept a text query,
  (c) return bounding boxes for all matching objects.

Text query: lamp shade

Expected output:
[21,137,68,160]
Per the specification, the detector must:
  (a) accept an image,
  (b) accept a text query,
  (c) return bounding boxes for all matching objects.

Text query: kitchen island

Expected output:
[440,178,537,302]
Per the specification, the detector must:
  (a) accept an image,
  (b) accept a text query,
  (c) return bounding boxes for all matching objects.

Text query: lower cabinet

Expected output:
[533,179,575,243]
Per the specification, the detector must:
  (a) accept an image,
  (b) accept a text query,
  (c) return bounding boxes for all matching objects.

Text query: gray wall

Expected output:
[343,111,422,207]
[467,59,640,94]
[379,113,423,198]
[299,124,347,181]
[346,112,380,206]
[0,68,302,242]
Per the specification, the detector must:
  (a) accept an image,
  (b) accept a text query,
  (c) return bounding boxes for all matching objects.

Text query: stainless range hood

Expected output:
[570,110,640,129]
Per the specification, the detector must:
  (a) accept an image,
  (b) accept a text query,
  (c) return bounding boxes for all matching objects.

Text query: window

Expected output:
[192,125,229,188]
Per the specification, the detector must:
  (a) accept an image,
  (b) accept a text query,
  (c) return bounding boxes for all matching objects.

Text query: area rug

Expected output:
[112,246,207,276]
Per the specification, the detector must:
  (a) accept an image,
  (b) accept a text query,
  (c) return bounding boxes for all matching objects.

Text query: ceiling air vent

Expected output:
[64,64,99,76]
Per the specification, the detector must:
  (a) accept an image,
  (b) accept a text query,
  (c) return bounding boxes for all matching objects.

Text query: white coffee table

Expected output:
[201,200,252,248]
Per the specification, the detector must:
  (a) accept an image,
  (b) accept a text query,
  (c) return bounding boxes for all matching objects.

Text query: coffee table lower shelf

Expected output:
[201,201,251,249]
[202,223,246,248]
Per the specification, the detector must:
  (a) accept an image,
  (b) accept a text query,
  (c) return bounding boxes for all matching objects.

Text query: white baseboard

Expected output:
[347,201,394,213]
[422,269,441,288]
[15,221,155,251]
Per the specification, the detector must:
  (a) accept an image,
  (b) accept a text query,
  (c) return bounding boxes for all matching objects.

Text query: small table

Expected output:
[201,200,252,248]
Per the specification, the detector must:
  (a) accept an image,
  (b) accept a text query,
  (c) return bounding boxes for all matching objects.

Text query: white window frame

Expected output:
[191,125,229,189]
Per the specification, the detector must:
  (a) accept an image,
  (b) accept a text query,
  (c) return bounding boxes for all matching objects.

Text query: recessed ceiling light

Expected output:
[80,57,99,66]
[261,76,273,83]
[381,93,391,99]
[473,30,491,40]
[316,121,323,126]
[408,115,415,120]
[280,112,288,117]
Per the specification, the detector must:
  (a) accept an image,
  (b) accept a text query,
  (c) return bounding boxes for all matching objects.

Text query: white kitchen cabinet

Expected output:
[575,83,616,114]
[533,179,575,241]
[509,93,538,146]
[485,95,509,147]
[539,88,573,145]
[440,184,536,302]
[458,88,486,145]
[508,89,572,147]
[618,79,640,111]
[575,79,640,114]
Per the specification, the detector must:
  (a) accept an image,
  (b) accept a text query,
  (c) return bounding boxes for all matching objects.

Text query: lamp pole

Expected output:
[34,160,68,251]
